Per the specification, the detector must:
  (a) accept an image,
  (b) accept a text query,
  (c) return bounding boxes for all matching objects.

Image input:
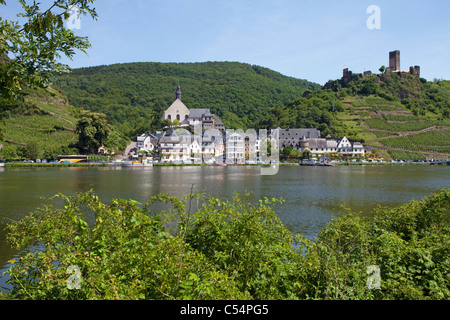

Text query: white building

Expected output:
[299,135,364,156]
[159,129,191,163]
[189,139,202,164]
[137,132,158,152]
[226,131,245,164]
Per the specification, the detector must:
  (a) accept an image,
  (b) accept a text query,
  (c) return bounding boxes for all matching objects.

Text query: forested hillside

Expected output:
[255,71,450,160]
[54,61,319,136]
[2,60,448,161]
[337,74,450,160]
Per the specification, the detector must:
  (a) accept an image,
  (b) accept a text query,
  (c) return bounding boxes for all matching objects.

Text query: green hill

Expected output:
[264,71,450,160]
[54,61,319,136]
[0,87,128,160]
[2,61,448,162]
[337,74,450,160]
[0,87,78,159]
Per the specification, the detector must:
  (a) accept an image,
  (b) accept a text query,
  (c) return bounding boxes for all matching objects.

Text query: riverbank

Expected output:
[3,162,447,168]
[2,161,445,168]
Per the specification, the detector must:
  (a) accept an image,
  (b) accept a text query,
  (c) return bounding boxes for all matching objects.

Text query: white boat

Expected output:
[317,158,334,166]
[122,159,153,167]
[0,163,5,168]
[300,159,317,166]
[300,158,334,166]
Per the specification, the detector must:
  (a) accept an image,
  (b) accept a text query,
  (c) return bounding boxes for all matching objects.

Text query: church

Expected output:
[163,84,225,131]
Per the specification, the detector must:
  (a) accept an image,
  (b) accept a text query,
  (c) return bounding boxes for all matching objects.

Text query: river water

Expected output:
[0,164,449,292]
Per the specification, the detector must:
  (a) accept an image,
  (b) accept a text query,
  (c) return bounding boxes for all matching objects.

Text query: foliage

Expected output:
[0,0,97,100]
[301,189,450,300]
[330,72,450,121]
[326,73,450,160]
[54,61,319,135]
[75,110,112,154]
[0,86,129,159]
[4,191,293,299]
[253,89,349,138]
[3,188,449,300]
[302,149,312,159]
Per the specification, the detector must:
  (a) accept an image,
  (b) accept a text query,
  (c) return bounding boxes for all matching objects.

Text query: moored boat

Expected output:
[300,159,317,166]
[300,158,334,166]
[317,158,334,166]
[122,159,153,167]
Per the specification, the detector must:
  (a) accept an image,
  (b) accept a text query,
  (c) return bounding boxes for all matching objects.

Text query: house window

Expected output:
[176,114,180,121]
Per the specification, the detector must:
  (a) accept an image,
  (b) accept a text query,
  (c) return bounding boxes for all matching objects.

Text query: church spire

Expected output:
[176,83,181,100]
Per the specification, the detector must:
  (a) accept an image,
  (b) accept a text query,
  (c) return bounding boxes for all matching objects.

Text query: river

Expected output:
[0,164,449,292]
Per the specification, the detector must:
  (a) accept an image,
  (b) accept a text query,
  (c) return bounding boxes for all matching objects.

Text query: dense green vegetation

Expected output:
[324,72,450,160]
[75,110,112,154]
[254,89,356,140]
[0,0,97,101]
[54,61,319,135]
[2,61,449,161]
[0,87,79,159]
[252,72,450,156]
[2,188,448,300]
[327,72,450,119]
[0,87,128,160]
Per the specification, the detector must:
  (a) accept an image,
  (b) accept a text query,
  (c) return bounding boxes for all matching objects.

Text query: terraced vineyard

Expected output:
[339,95,450,160]
[0,88,80,160]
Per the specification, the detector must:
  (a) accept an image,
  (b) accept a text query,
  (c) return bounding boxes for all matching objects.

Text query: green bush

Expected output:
[3,189,449,300]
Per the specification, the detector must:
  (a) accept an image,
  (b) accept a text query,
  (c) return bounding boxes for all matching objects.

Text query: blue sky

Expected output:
[3,0,450,84]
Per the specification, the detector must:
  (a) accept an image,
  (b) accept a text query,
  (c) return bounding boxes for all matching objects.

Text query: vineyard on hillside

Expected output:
[339,95,450,161]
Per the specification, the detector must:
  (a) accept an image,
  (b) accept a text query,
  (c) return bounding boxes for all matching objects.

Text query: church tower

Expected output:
[176,83,181,100]
[163,83,190,122]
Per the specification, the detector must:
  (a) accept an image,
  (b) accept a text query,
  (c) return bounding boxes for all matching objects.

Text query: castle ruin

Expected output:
[389,50,400,72]
[341,50,420,85]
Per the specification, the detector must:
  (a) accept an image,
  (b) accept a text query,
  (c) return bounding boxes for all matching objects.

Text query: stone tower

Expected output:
[389,50,400,72]
[409,66,420,77]
[342,68,353,84]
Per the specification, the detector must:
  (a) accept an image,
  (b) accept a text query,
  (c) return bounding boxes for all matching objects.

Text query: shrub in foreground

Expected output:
[2,188,449,300]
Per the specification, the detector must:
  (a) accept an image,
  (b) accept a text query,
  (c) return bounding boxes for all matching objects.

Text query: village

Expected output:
[127,85,365,166]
